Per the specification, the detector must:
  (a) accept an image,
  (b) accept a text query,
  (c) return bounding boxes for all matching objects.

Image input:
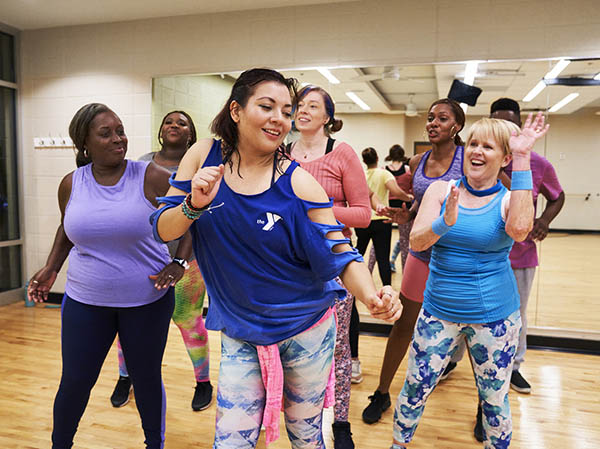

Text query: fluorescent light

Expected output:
[523,80,547,102]
[345,91,371,110]
[544,59,570,79]
[317,68,340,84]
[594,73,600,80]
[463,61,478,86]
[548,93,579,112]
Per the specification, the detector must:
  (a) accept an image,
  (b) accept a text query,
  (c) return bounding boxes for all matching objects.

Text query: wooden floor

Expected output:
[360,232,600,336]
[1,302,598,449]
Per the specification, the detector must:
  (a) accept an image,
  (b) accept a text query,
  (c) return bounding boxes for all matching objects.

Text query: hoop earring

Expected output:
[83,148,88,158]
[450,125,457,140]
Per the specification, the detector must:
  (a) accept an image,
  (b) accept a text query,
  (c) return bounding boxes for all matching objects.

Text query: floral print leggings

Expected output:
[394,308,521,449]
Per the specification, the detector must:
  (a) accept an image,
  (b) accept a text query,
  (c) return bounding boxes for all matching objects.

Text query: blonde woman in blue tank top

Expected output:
[390,114,549,449]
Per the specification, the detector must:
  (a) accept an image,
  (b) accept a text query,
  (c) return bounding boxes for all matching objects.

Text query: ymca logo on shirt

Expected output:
[257,212,282,231]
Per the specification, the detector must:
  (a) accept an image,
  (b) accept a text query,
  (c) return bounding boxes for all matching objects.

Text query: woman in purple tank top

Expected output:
[362,98,466,425]
[27,103,185,449]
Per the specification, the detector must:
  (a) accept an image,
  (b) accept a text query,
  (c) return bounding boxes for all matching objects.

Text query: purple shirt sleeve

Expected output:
[506,152,563,269]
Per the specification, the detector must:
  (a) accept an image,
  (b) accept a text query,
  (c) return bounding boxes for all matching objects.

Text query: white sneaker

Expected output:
[351,359,363,384]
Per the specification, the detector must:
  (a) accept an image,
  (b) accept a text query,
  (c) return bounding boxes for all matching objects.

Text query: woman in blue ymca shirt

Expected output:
[151,68,402,449]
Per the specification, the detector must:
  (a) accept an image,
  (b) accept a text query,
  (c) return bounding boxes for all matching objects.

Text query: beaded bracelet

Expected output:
[181,193,209,220]
[431,215,453,236]
[511,170,533,191]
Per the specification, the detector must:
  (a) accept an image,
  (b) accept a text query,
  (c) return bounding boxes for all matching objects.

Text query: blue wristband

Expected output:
[431,215,452,236]
[511,170,533,190]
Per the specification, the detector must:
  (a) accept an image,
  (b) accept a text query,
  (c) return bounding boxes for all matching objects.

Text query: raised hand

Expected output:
[190,164,225,209]
[365,285,403,323]
[443,184,460,227]
[510,111,549,157]
[27,267,58,303]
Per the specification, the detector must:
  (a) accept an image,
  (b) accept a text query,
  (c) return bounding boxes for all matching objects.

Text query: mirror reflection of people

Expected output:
[443,98,565,441]
[27,103,183,449]
[391,114,548,449]
[385,145,413,273]
[151,68,402,449]
[287,85,371,448]
[109,110,214,412]
[351,147,413,387]
[362,98,465,425]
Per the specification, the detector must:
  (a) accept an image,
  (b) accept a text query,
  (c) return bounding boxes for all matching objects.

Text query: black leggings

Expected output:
[350,219,392,357]
[52,290,174,449]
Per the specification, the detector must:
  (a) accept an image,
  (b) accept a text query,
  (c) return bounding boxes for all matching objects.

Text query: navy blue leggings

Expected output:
[52,290,174,449]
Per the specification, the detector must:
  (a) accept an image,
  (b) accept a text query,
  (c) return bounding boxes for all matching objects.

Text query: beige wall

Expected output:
[18,0,600,289]
[334,113,406,161]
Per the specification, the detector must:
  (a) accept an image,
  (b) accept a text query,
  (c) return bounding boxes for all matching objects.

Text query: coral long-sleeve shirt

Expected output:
[297,142,371,238]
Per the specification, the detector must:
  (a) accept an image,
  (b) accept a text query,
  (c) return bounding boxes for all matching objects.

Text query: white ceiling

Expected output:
[269,59,600,116]
[0,0,352,31]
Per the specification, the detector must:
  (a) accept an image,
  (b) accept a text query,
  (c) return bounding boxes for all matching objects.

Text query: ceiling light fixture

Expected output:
[594,73,600,81]
[345,92,371,111]
[548,93,579,113]
[523,59,571,103]
[523,80,547,102]
[463,61,479,86]
[317,68,340,84]
[544,59,571,80]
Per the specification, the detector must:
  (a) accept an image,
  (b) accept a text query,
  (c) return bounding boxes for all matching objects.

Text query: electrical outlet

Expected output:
[559,152,566,160]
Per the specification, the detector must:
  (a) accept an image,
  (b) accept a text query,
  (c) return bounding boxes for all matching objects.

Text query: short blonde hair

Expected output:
[466,118,520,155]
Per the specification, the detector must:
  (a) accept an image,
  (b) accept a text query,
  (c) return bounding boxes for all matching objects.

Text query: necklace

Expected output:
[461,176,502,197]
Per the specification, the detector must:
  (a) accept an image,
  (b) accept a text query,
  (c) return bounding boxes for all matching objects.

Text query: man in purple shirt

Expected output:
[492,98,565,395]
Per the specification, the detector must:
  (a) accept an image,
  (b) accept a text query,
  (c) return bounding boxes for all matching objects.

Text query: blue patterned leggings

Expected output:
[394,309,521,449]
[214,314,336,449]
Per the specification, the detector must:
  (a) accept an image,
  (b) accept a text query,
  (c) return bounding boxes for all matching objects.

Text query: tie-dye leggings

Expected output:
[214,314,336,449]
[394,308,521,449]
[117,260,210,382]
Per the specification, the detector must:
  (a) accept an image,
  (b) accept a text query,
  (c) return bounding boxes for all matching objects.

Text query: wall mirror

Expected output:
[151,58,600,341]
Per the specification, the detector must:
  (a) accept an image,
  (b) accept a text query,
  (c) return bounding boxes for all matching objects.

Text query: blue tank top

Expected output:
[410,146,464,263]
[64,161,171,307]
[423,179,520,323]
[156,140,362,345]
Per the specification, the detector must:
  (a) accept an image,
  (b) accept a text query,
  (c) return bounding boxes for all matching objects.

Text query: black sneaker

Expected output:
[510,370,531,394]
[332,421,355,449]
[362,390,391,424]
[440,361,457,381]
[473,403,483,442]
[110,375,132,408]
[192,381,213,411]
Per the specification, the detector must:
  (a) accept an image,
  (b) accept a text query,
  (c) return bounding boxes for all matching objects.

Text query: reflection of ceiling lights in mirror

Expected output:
[345,92,370,111]
[523,59,571,103]
[523,80,547,102]
[549,93,579,112]
[463,61,479,86]
[544,59,571,79]
[316,68,340,84]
